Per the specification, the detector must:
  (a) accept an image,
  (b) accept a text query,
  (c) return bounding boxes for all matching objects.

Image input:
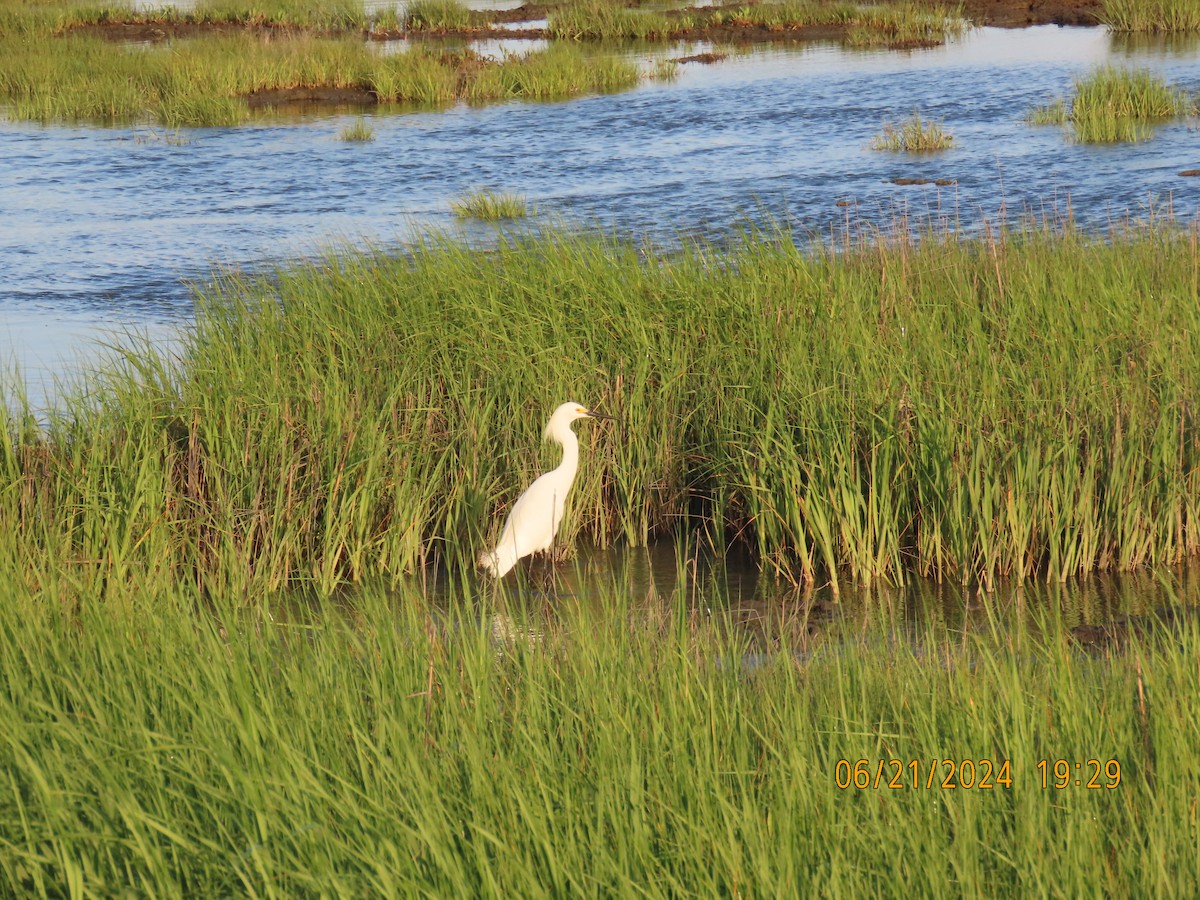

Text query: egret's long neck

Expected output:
[553,427,580,484]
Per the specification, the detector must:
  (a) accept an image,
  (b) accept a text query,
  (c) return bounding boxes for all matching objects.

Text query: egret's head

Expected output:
[544,401,613,440]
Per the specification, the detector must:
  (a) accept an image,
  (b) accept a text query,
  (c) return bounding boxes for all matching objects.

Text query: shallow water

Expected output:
[386,542,1200,654]
[3,26,1200,410]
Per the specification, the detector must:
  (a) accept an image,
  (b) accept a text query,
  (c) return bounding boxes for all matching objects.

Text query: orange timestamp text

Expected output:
[835,758,1123,790]
[835,758,1013,790]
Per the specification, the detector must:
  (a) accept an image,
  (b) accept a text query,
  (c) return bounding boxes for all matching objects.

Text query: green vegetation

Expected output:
[3,222,1200,600]
[0,0,974,126]
[0,29,655,126]
[0,0,679,126]
[1025,97,1068,126]
[461,43,646,103]
[1101,0,1200,31]
[405,0,475,32]
[339,117,375,141]
[550,0,680,40]
[1028,66,1192,143]
[1070,65,1190,141]
[549,0,966,45]
[2,566,1198,894]
[870,110,956,150]
[840,2,969,48]
[189,0,368,28]
[451,189,531,219]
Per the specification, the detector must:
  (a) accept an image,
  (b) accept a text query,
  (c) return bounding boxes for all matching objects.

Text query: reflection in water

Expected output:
[372,36,553,59]
[4,26,1200,411]
[363,0,528,14]
[0,310,181,418]
[1109,31,1200,57]
[414,543,1200,658]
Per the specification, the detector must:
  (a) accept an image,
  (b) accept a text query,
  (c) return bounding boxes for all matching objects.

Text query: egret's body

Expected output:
[480,402,609,578]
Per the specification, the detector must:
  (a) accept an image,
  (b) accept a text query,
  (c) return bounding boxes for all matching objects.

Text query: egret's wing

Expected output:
[495,471,566,559]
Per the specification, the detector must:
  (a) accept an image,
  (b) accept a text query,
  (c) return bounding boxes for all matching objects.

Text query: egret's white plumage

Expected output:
[480,401,610,578]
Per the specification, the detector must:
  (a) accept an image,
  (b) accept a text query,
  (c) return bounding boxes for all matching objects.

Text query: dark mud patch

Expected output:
[673,52,729,64]
[487,3,556,24]
[958,0,1102,27]
[245,86,378,109]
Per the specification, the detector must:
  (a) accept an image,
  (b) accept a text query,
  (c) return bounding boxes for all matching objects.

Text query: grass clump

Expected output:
[1069,65,1190,142]
[870,110,956,151]
[550,0,679,40]
[405,0,474,32]
[1029,66,1192,143]
[189,0,369,29]
[549,0,967,46]
[450,189,530,219]
[1025,96,1068,126]
[1101,0,1200,31]
[460,43,649,104]
[840,2,969,48]
[338,117,376,140]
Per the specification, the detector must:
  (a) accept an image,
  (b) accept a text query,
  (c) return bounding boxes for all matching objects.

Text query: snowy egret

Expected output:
[480,402,612,578]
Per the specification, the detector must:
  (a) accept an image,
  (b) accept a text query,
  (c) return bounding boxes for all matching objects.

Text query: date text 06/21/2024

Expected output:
[834,759,1122,790]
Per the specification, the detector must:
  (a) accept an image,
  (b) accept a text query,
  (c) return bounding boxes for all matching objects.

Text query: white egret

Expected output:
[480,401,612,578]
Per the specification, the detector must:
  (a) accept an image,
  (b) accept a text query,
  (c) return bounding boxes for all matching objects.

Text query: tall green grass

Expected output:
[1071,65,1191,141]
[1101,0,1200,31]
[3,221,1200,600]
[189,0,368,29]
[404,0,475,32]
[1028,66,1192,143]
[339,116,376,140]
[0,568,1197,894]
[451,189,531,219]
[0,29,654,125]
[1024,97,1068,126]
[0,0,967,46]
[548,0,966,45]
[870,110,956,151]
[550,0,680,40]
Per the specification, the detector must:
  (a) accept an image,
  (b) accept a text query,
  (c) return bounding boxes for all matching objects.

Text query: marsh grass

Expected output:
[1069,65,1190,142]
[1025,96,1068,126]
[1101,0,1200,31]
[550,0,680,40]
[1028,66,1192,143]
[550,0,966,44]
[841,2,969,47]
[450,189,531,219]
[870,110,956,150]
[339,117,376,140]
[3,221,1200,599]
[0,0,968,125]
[405,0,474,32]
[0,29,653,125]
[0,569,1197,894]
[189,0,369,28]
[461,42,644,103]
